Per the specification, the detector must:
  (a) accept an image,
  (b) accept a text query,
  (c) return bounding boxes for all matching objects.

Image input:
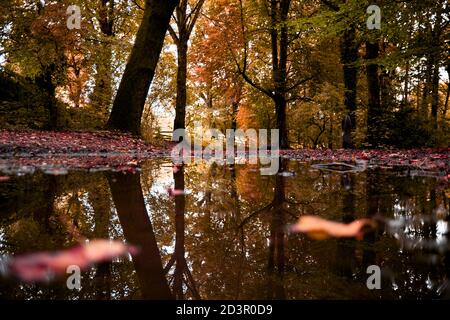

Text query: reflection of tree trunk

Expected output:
[173,165,186,298]
[165,166,200,299]
[90,179,112,300]
[334,174,356,278]
[107,172,173,300]
[267,159,286,299]
[363,171,378,268]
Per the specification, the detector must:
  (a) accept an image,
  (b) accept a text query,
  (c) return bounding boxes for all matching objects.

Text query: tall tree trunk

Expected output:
[340,28,358,148]
[366,41,381,147]
[173,165,186,298]
[270,0,290,149]
[274,95,288,149]
[173,41,188,131]
[107,0,179,135]
[170,0,206,136]
[334,174,357,278]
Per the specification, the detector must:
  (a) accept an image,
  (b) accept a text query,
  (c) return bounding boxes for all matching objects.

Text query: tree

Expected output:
[318,0,360,148]
[107,0,179,135]
[89,0,115,124]
[235,0,313,149]
[190,0,245,134]
[2,1,87,129]
[169,0,206,135]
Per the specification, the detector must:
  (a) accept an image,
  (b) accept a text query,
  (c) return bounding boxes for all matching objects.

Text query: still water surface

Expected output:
[0,158,449,299]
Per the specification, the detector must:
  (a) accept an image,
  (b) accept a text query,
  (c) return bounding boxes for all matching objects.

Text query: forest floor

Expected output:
[0,129,449,178]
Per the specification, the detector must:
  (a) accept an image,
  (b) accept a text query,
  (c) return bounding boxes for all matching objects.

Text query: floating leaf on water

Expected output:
[6,240,138,283]
[289,215,376,240]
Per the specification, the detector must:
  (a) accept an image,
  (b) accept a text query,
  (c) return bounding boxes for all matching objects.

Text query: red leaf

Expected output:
[8,240,138,282]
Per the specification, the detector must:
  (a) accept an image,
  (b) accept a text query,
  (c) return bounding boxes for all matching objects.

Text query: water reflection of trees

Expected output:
[0,160,448,299]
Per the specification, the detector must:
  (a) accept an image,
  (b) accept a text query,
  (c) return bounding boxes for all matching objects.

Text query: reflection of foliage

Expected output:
[0,159,449,299]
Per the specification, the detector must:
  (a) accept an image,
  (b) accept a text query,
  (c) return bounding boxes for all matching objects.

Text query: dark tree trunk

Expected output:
[334,174,357,278]
[340,28,358,149]
[274,95,289,149]
[266,158,286,299]
[270,0,290,149]
[107,172,173,299]
[363,171,378,268]
[232,101,239,131]
[165,166,200,299]
[169,0,206,136]
[238,0,307,149]
[366,41,381,147]
[173,41,188,131]
[173,165,186,298]
[107,0,179,135]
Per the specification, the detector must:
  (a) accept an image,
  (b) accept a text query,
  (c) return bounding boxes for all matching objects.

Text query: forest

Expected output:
[0,0,450,303]
[0,0,448,148]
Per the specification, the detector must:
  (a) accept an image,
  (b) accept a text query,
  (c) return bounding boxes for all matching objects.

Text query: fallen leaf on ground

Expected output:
[7,240,138,282]
[290,215,376,240]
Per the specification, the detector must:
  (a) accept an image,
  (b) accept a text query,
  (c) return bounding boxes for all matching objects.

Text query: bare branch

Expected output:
[168,25,180,46]
[186,0,206,36]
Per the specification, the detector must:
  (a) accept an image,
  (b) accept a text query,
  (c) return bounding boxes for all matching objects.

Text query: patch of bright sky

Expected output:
[0,227,5,255]
[149,162,175,196]
[80,191,96,234]
[436,220,448,245]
